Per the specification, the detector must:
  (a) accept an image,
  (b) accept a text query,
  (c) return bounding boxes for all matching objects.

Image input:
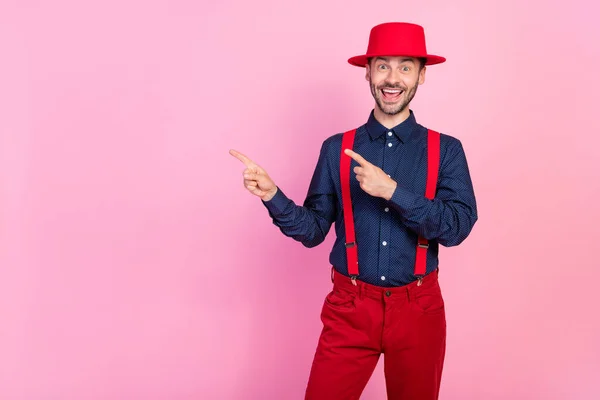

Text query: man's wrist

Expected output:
[262,187,278,202]
[383,181,397,201]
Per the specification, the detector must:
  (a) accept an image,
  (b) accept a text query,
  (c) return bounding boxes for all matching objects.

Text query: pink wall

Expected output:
[1,1,599,399]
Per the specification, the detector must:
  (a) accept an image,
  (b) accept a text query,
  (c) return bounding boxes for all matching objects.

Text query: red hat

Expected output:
[348,22,446,67]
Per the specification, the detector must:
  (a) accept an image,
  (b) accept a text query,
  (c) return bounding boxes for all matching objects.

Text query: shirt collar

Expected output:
[365,109,418,143]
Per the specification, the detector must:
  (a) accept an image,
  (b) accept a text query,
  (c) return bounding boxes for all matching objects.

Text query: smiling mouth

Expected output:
[381,88,404,102]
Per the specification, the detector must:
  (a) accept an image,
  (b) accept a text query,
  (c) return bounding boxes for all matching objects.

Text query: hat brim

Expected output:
[348,54,446,67]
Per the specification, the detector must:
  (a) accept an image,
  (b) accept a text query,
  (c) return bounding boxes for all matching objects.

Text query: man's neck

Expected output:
[373,106,410,129]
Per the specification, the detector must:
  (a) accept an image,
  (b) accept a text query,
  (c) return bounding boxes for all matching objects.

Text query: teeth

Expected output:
[383,89,401,93]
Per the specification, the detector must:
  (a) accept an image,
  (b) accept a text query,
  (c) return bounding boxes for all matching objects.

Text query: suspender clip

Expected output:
[345,241,356,248]
[415,275,424,286]
[350,275,358,286]
[418,242,429,249]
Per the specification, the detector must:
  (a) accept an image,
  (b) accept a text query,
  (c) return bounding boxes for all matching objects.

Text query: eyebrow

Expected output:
[374,57,415,64]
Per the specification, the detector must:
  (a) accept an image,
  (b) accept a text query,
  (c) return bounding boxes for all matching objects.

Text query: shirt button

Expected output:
[381,276,386,281]
[384,207,389,212]
[382,241,387,246]
[388,143,393,147]
[388,132,393,137]
[387,174,390,178]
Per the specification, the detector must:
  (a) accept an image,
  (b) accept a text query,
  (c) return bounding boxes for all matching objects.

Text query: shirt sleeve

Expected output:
[388,137,478,247]
[261,139,337,248]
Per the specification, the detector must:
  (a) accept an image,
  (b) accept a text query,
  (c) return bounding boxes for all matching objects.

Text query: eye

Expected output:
[378,64,388,70]
[401,66,411,72]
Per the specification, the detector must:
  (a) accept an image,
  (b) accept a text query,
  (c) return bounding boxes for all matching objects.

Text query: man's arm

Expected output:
[344,137,477,247]
[388,138,477,246]
[230,140,337,248]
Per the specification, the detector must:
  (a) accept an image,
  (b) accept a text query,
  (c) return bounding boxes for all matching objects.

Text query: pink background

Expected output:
[1,0,599,399]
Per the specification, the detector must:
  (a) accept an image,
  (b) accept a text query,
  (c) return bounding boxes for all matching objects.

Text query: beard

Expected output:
[369,76,418,116]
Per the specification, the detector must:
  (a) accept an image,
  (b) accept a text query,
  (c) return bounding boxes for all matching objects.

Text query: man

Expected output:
[230,22,477,400]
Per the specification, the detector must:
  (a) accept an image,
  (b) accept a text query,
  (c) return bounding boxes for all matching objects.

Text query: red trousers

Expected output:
[305,269,446,400]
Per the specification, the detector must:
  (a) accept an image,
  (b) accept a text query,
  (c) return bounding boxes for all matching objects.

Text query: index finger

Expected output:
[344,149,369,166]
[229,149,255,167]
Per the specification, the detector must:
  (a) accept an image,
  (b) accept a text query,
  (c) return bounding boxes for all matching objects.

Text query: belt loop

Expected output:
[331,266,334,283]
[406,286,411,303]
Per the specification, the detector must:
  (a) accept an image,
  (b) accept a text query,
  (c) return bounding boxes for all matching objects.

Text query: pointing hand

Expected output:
[229,149,278,201]
[344,149,397,201]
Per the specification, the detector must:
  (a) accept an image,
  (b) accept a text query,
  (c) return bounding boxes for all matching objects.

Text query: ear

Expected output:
[418,66,426,85]
[365,63,370,81]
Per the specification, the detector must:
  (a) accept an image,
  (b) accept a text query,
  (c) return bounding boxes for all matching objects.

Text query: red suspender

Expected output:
[340,128,440,283]
[340,129,359,281]
[414,129,440,280]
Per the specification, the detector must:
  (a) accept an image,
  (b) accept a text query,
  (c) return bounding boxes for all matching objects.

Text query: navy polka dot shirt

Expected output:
[262,110,478,287]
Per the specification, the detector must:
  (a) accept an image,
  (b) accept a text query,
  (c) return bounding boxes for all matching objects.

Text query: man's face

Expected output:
[366,56,426,116]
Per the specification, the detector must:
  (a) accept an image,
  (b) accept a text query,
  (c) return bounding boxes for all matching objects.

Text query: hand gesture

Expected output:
[229,149,278,201]
[344,149,397,201]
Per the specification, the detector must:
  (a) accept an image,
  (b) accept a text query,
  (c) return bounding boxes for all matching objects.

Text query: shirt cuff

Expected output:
[261,187,292,216]
[389,185,421,212]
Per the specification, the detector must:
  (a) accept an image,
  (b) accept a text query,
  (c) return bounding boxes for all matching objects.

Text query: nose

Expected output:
[386,68,401,85]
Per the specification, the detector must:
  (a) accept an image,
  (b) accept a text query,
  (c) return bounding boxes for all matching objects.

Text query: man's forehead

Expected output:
[373,56,418,63]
